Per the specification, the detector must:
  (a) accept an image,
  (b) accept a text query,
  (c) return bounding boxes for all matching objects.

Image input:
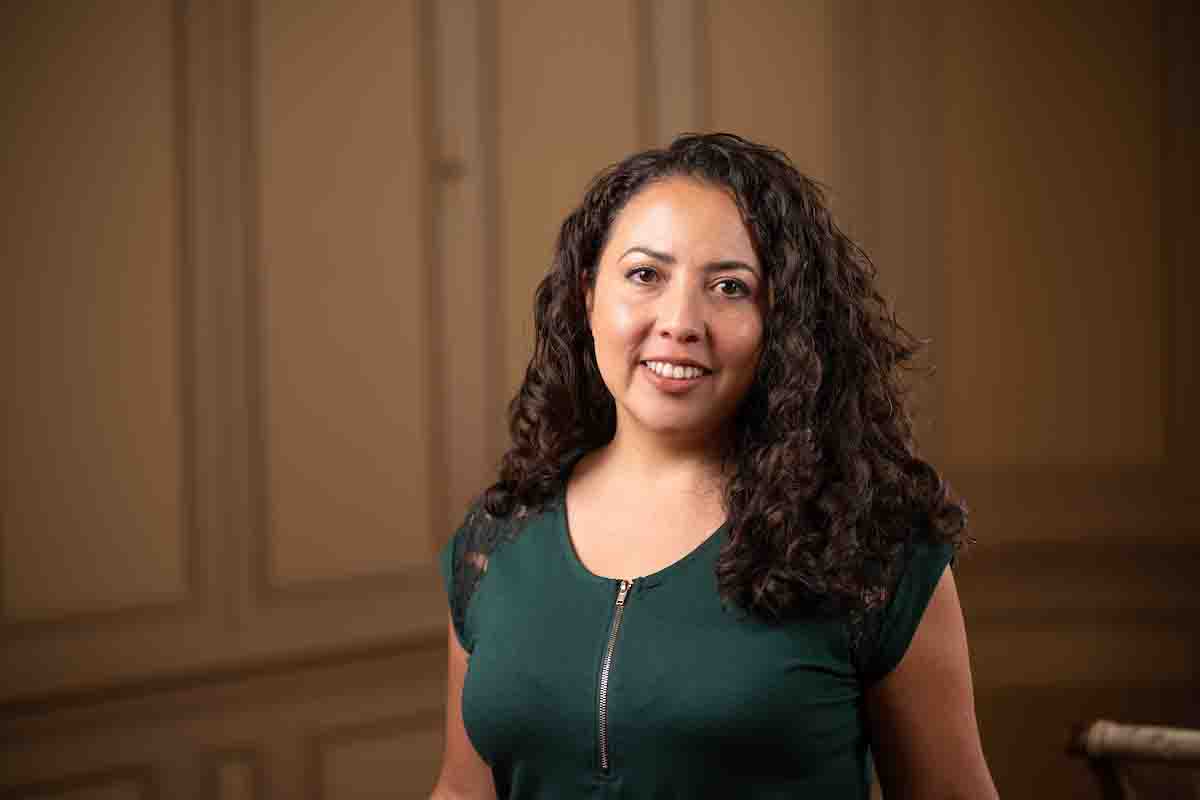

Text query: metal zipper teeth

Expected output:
[597,579,633,773]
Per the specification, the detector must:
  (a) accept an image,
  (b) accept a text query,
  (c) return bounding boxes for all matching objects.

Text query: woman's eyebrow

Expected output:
[620,246,675,263]
[703,261,759,277]
[619,246,760,277]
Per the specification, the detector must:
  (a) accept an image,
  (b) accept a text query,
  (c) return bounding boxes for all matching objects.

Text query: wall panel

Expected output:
[868,0,946,460]
[0,0,448,706]
[254,0,431,587]
[428,0,503,526]
[213,754,260,800]
[0,0,236,703]
[942,0,1165,467]
[234,0,444,659]
[0,642,444,798]
[815,2,1196,796]
[314,717,442,800]
[0,768,155,800]
[3,1,456,797]
[642,0,706,145]
[928,3,1197,796]
[0,0,188,623]
[707,0,836,187]
[1164,0,1199,479]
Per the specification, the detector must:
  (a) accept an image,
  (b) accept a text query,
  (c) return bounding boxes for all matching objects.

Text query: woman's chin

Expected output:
[625,411,723,443]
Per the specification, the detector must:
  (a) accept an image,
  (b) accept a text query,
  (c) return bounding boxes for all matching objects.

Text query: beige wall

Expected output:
[2,1,449,797]
[2,1,1196,798]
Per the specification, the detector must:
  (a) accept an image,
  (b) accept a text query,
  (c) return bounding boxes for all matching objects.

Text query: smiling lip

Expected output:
[640,361,709,394]
[640,357,711,371]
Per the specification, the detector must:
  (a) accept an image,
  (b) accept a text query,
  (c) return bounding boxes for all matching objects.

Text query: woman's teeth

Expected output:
[643,360,706,380]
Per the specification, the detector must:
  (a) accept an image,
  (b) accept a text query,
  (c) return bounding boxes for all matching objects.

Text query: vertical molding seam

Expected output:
[636,0,656,147]
[173,0,204,613]
[696,0,711,131]
[419,0,447,549]
[479,0,504,470]
[239,0,272,608]
[923,0,949,468]
[1156,0,1175,485]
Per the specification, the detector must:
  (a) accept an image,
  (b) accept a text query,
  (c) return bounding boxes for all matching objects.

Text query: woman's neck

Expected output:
[590,424,731,499]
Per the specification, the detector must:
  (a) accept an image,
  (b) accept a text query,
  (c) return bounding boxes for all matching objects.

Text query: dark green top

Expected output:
[439,488,953,799]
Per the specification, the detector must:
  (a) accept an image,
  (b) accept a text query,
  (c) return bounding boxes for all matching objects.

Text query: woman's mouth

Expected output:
[640,360,711,392]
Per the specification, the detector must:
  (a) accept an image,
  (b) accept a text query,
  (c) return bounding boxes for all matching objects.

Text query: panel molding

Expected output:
[0,765,158,800]
[0,0,246,701]
[427,0,504,538]
[208,749,264,800]
[945,465,1198,544]
[830,0,879,248]
[821,0,1198,701]
[0,0,206,637]
[234,0,441,609]
[969,622,1197,689]
[640,0,708,145]
[0,638,446,797]
[939,1,1167,468]
[306,710,443,800]
[957,537,1200,623]
[1162,0,1199,470]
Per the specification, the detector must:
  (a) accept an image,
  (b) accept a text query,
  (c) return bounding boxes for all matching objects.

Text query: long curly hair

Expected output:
[483,132,968,621]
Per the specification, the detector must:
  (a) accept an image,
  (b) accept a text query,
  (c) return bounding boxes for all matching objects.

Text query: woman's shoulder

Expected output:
[438,491,562,651]
[445,491,560,564]
[847,532,957,682]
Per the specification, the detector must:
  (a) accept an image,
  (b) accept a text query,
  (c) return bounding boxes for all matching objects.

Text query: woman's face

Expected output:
[587,177,765,444]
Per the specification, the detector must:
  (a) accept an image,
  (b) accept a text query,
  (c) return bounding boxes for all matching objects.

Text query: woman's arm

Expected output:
[430,615,497,800]
[865,569,999,799]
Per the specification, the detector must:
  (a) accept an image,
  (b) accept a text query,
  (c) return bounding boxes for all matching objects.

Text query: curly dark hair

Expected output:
[483,132,968,621]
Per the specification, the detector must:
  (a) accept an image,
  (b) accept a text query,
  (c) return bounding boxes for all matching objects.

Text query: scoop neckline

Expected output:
[556,451,729,586]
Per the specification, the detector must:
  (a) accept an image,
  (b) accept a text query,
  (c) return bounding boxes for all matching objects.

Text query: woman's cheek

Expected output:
[593,297,643,384]
[604,298,643,349]
[729,313,765,358]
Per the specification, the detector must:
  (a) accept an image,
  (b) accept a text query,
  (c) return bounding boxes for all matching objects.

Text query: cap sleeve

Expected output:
[438,498,522,654]
[855,537,956,684]
[437,532,471,651]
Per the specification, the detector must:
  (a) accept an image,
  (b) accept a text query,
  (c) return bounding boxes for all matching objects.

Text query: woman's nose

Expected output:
[657,283,705,343]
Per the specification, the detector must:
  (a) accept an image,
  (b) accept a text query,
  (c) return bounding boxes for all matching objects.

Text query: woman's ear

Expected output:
[583,269,594,316]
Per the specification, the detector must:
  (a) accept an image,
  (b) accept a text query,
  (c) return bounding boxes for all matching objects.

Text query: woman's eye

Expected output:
[715,278,750,297]
[627,266,658,284]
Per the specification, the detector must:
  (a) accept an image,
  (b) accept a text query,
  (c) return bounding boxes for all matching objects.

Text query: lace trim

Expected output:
[845,545,906,677]
[448,498,550,649]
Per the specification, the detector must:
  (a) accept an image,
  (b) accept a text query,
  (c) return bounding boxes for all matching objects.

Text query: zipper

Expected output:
[597,578,633,773]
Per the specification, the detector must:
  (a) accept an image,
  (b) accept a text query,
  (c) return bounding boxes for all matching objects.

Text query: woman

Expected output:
[431,133,997,798]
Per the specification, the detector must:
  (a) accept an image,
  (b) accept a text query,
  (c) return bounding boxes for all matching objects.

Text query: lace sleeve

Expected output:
[437,498,530,653]
[848,537,956,684]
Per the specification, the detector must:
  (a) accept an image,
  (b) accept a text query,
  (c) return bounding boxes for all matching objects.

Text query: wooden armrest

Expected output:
[1071,719,1200,764]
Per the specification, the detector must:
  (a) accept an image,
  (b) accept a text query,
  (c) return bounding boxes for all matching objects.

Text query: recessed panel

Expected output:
[943,2,1164,466]
[257,0,430,584]
[497,0,641,398]
[216,757,257,800]
[0,1,186,620]
[14,778,148,800]
[970,623,1197,688]
[320,725,442,800]
[708,0,836,186]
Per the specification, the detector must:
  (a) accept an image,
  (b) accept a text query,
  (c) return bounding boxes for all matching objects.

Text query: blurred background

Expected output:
[1,0,1196,797]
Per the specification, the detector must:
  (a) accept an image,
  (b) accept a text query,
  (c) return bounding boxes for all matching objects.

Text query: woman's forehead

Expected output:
[602,177,757,266]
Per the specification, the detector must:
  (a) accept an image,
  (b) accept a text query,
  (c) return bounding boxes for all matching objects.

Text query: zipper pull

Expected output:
[616,579,633,605]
